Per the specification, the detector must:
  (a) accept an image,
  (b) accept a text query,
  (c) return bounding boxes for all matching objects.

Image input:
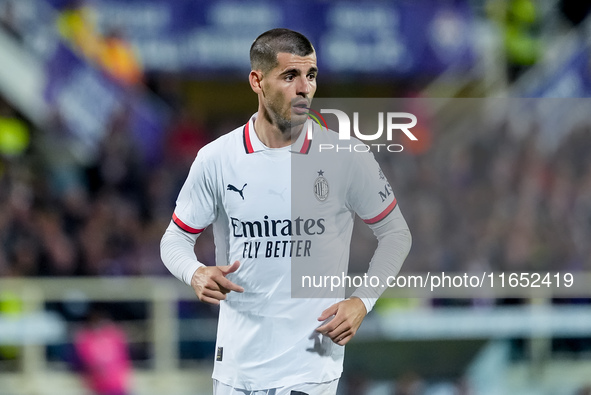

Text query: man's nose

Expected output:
[296,76,311,96]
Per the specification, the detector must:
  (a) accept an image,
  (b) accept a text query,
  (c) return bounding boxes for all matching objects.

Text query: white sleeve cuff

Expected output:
[357,297,377,314]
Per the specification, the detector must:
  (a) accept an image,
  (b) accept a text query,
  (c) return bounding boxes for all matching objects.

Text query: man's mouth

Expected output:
[292,101,309,114]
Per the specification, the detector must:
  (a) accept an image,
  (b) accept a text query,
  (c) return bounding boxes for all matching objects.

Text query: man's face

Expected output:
[260,51,318,130]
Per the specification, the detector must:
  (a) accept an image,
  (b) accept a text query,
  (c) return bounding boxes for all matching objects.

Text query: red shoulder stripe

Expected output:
[363,199,397,225]
[172,213,204,234]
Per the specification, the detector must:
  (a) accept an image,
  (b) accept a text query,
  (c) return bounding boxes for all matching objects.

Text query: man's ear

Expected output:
[249,70,264,94]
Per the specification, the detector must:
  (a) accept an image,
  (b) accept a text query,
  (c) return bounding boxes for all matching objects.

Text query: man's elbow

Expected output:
[160,230,170,264]
[402,227,412,256]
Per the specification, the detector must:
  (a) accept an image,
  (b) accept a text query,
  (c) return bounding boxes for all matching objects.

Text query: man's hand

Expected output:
[316,297,367,346]
[191,261,244,305]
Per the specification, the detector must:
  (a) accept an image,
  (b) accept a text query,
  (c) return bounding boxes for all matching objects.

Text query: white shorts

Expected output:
[213,379,339,395]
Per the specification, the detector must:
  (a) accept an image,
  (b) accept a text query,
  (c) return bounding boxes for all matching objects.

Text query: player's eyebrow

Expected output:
[280,66,318,76]
[280,68,301,76]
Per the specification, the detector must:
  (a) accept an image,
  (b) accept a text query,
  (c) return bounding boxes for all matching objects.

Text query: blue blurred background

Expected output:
[1,0,591,394]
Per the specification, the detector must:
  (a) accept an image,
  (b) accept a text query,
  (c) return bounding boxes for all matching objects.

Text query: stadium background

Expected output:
[1,0,591,394]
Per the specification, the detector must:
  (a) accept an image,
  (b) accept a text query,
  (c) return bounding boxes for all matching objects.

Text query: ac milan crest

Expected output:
[314,170,329,201]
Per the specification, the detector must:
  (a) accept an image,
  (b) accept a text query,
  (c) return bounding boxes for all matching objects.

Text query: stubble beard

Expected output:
[267,103,307,139]
[278,113,308,141]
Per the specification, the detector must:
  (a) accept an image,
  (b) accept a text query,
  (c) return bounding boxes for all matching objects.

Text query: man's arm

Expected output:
[351,205,412,311]
[316,206,411,345]
[160,221,243,305]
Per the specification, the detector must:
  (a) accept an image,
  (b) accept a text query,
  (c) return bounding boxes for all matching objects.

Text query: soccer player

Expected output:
[161,28,412,394]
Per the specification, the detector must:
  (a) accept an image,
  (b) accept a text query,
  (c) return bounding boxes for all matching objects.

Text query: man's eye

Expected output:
[307,74,316,81]
[285,75,295,81]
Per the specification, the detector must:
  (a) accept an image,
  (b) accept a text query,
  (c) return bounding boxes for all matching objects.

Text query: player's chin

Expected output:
[289,112,309,127]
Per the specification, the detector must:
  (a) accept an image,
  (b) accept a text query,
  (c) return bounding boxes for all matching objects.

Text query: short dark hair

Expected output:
[250,28,314,74]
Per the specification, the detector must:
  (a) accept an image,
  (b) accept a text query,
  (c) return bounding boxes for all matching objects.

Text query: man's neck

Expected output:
[253,110,303,149]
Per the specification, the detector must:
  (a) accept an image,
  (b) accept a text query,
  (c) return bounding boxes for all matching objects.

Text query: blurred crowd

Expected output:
[384,107,591,277]
[0,96,223,279]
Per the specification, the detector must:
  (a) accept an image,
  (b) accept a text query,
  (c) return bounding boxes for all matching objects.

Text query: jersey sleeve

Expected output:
[346,151,411,313]
[172,149,219,234]
[346,150,397,224]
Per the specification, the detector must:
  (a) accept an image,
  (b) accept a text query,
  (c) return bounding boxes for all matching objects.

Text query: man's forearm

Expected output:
[160,221,204,286]
[352,206,412,313]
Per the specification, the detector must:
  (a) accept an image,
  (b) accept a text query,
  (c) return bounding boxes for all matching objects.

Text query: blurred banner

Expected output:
[44,42,168,165]
[45,0,476,76]
[526,44,591,97]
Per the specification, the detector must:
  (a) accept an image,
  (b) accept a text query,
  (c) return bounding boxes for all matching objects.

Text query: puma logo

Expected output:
[227,183,247,200]
[268,187,287,201]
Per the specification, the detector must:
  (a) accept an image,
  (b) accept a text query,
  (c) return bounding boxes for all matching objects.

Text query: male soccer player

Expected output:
[161,28,411,395]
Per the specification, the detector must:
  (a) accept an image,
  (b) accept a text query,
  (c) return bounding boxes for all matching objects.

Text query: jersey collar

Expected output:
[243,113,312,155]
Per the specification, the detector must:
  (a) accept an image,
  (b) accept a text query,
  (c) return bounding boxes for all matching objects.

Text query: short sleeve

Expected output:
[172,150,218,234]
[346,151,397,225]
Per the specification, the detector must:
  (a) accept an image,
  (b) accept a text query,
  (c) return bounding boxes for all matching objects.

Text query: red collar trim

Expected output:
[243,116,312,155]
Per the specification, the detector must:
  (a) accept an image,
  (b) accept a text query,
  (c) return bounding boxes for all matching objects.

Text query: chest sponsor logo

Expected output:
[231,216,325,259]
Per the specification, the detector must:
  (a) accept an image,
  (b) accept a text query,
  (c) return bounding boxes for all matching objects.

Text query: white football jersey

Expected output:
[172,114,398,390]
